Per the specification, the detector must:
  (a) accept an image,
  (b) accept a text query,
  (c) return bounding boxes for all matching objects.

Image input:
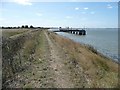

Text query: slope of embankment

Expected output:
[2,29,119,88]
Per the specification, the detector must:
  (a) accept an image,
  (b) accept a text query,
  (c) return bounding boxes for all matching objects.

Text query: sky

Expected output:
[0,0,119,28]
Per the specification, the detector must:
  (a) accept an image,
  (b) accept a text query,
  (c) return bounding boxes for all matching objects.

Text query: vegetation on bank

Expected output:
[2,29,55,88]
[48,31,119,88]
[2,29,119,88]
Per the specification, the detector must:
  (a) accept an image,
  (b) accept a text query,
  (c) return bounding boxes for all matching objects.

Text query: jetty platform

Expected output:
[53,27,86,35]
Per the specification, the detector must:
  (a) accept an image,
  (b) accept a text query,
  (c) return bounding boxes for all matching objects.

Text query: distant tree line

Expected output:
[1,25,50,29]
[1,25,34,29]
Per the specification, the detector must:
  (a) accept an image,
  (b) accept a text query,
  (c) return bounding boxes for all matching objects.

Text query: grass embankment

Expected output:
[2,29,53,88]
[2,29,119,88]
[2,29,29,38]
[48,31,119,88]
[2,29,37,85]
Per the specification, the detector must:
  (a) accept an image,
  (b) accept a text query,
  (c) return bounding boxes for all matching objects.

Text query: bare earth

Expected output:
[2,29,119,88]
[45,31,75,88]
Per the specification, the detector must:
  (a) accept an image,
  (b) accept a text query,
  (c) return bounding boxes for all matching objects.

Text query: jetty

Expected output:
[53,27,86,35]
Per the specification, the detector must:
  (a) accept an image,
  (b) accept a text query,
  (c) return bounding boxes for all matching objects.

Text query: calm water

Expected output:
[51,28,118,61]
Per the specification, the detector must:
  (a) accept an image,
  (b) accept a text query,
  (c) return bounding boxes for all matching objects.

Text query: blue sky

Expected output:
[0,1,118,28]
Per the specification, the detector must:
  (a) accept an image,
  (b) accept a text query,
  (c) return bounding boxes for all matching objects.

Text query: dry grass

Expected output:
[2,29,55,88]
[2,29,40,86]
[2,29,29,38]
[2,30,119,88]
[48,31,119,88]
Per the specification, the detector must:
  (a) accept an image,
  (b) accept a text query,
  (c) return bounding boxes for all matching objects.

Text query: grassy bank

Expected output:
[2,29,29,38]
[2,29,43,87]
[48,31,119,88]
[2,29,119,88]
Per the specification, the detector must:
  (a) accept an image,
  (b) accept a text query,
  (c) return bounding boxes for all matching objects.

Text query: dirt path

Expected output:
[44,31,74,88]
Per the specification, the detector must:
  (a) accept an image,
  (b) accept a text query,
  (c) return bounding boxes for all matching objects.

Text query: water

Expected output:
[50,28,118,61]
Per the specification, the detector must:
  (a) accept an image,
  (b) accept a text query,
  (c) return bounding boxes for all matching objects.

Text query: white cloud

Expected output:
[75,7,79,10]
[90,11,95,14]
[84,7,89,10]
[36,13,43,16]
[13,0,32,5]
[66,16,72,19]
[107,4,113,9]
